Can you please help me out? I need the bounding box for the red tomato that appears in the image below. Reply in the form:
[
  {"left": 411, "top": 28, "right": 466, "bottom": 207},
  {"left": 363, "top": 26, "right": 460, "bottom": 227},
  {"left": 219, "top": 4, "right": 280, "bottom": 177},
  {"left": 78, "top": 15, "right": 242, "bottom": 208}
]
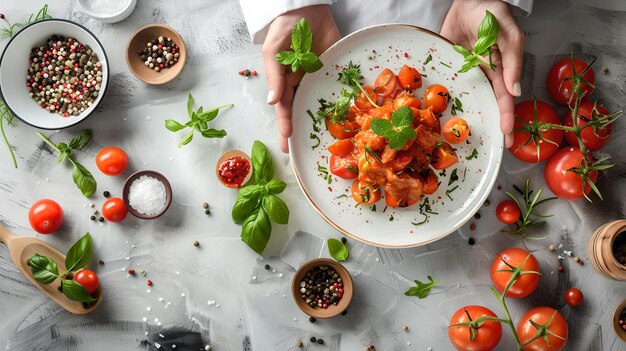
[
  {"left": 329, "top": 155, "right": 358, "bottom": 179},
  {"left": 423, "top": 84, "right": 449, "bottom": 114},
  {"left": 328, "top": 139, "right": 356, "bottom": 157},
  {"left": 448, "top": 305, "right": 502, "bottom": 351},
  {"left": 490, "top": 248, "right": 540, "bottom": 298},
  {"left": 443, "top": 117, "right": 470, "bottom": 144},
  {"left": 420, "top": 169, "right": 439, "bottom": 195},
  {"left": 397, "top": 64, "right": 423, "bottom": 90},
  {"left": 416, "top": 107, "right": 440, "bottom": 133},
  {"left": 496, "top": 200, "right": 521, "bottom": 225},
  {"left": 326, "top": 117, "right": 359, "bottom": 140},
  {"left": 547, "top": 58, "right": 595, "bottom": 106},
  {"left": 355, "top": 85, "right": 377, "bottom": 110},
  {"left": 516, "top": 307, "right": 568, "bottom": 351},
  {"left": 394, "top": 95, "right": 422, "bottom": 110},
  {"left": 373, "top": 68, "right": 398, "bottom": 97},
  {"left": 544, "top": 147, "right": 597, "bottom": 200},
  {"left": 431, "top": 142, "right": 458, "bottom": 170},
  {"left": 96, "top": 147, "right": 128, "bottom": 176},
  {"left": 102, "top": 197, "right": 128, "bottom": 222},
  {"left": 563, "top": 101, "right": 612, "bottom": 151},
  {"left": 28, "top": 199, "right": 63, "bottom": 234},
  {"left": 351, "top": 180, "right": 381, "bottom": 206},
  {"left": 509, "top": 100, "right": 563, "bottom": 163},
  {"left": 564, "top": 288, "right": 583, "bottom": 307},
  {"left": 74, "top": 269, "right": 100, "bottom": 294}
]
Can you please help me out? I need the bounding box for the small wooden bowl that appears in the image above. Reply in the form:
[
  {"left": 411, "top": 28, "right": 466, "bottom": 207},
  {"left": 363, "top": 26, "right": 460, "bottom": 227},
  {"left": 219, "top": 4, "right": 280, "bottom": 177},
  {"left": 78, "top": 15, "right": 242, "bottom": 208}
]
[
  {"left": 612, "top": 299, "right": 626, "bottom": 342},
  {"left": 588, "top": 220, "right": 626, "bottom": 281},
  {"left": 216, "top": 150, "right": 253, "bottom": 189},
  {"left": 126, "top": 24, "right": 186, "bottom": 85},
  {"left": 291, "top": 258, "right": 353, "bottom": 319},
  {"left": 122, "top": 170, "right": 172, "bottom": 219}
]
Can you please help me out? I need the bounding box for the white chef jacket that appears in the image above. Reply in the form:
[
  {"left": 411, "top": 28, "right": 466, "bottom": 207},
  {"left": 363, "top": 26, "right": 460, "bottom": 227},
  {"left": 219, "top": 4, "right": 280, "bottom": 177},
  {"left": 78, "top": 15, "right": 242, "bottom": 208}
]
[{"left": 239, "top": 0, "right": 533, "bottom": 44}]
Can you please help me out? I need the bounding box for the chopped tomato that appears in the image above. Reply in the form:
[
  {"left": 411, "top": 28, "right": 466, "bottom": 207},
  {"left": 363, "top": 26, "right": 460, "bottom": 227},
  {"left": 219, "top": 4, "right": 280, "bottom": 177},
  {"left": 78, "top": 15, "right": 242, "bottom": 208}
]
[
  {"left": 326, "top": 117, "right": 359, "bottom": 139},
  {"left": 328, "top": 139, "right": 356, "bottom": 157},
  {"left": 423, "top": 84, "right": 449, "bottom": 114},
  {"left": 414, "top": 125, "right": 440, "bottom": 153},
  {"left": 382, "top": 97, "right": 394, "bottom": 106},
  {"left": 397, "top": 64, "right": 423, "bottom": 90},
  {"left": 386, "top": 150, "right": 413, "bottom": 172},
  {"left": 443, "top": 117, "right": 470, "bottom": 144},
  {"left": 394, "top": 95, "right": 422, "bottom": 110},
  {"left": 330, "top": 155, "right": 358, "bottom": 179},
  {"left": 384, "top": 174, "right": 422, "bottom": 208},
  {"left": 355, "top": 85, "right": 377, "bottom": 110},
  {"left": 351, "top": 180, "right": 381, "bottom": 206},
  {"left": 432, "top": 142, "right": 458, "bottom": 170},
  {"left": 416, "top": 107, "right": 440, "bottom": 132},
  {"left": 373, "top": 69, "right": 398, "bottom": 97},
  {"left": 420, "top": 169, "right": 439, "bottom": 194}
]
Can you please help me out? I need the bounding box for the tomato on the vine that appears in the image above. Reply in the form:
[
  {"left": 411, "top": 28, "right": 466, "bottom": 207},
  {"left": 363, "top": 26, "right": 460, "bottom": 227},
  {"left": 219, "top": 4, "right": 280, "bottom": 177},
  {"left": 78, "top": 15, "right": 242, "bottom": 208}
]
[
  {"left": 547, "top": 58, "right": 595, "bottom": 106},
  {"left": 74, "top": 269, "right": 100, "bottom": 294},
  {"left": 564, "top": 288, "right": 583, "bottom": 307},
  {"left": 509, "top": 100, "right": 562, "bottom": 163},
  {"left": 516, "top": 307, "right": 568, "bottom": 351},
  {"left": 544, "top": 147, "right": 597, "bottom": 200},
  {"left": 28, "top": 199, "right": 63, "bottom": 234},
  {"left": 443, "top": 117, "right": 470, "bottom": 144},
  {"left": 448, "top": 305, "right": 502, "bottom": 351},
  {"left": 563, "top": 101, "right": 613, "bottom": 151},
  {"left": 102, "top": 197, "right": 128, "bottom": 222},
  {"left": 423, "top": 84, "right": 449, "bottom": 114},
  {"left": 490, "top": 248, "right": 540, "bottom": 298},
  {"left": 496, "top": 200, "right": 521, "bottom": 225},
  {"left": 96, "top": 147, "right": 128, "bottom": 176}
]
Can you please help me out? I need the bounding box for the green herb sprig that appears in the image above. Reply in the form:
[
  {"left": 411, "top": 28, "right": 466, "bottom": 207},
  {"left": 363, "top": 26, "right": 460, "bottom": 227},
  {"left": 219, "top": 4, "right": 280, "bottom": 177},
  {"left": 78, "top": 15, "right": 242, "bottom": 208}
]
[
  {"left": 27, "top": 233, "right": 97, "bottom": 303},
  {"left": 404, "top": 275, "right": 440, "bottom": 299},
  {"left": 0, "top": 99, "right": 17, "bottom": 168},
  {"left": 232, "top": 141, "right": 289, "bottom": 255},
  {"left": 0, "top": 4, "right": 51, "bottom": 40},
  {"left": 37, "top": 130, "right": 97, "bottom": 197},
  {"left": 327, "top": 238, "right": 349, "bottom": 261},
  {"left": 165, "top": 94, "right": 233, "bottom": 148},
  {"left": 453, "top": 11, "right": 499, "bottom": 73},
  {"left": 370, "top": 106, "right": 416, "bottom": 150},
  {"left": 338, "top": 62, "right": 379, "bottom": 108},
  {"left": 501, "top": 178, "right": 556, "bottom": 240},
  {"left": 275, "top": 18, "right": 323, "bottom": 73}
]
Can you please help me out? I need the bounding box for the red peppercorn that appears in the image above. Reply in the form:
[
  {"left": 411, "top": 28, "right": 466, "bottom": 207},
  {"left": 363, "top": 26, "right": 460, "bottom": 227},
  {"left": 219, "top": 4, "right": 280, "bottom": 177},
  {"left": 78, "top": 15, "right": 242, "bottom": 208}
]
[
  {"left": 558, "top": 265, "right": 564, "bottom": 272},
  {"left": 469, "top": 224, "right": 476, "bottom": 231},
  {"left": 238, "top": 70, "right": 244, "bottom": 75},
  {"left": 147, "top": 279, "right": 153, "bottom": 286},
  {"left": 404, "top": 52, "right": 409, "bottom": 58},
  {"left": 251, "top": 70, "right": 257, "bottom": 76},
  {"left": 128, "top": 268, "right": 135, "bottom": 275},
  {"left": 618, "top": 319, "right": 624, "bottom": 325}
]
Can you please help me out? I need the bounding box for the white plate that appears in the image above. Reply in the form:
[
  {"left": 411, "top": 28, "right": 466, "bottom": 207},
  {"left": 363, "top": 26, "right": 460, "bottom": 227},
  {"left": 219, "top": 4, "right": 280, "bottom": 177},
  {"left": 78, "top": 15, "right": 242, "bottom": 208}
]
[
  {"left": 0, "top": 19, "right": 109, "bottom": 130},
  {"left": 290, "top": 24, "right": 503, "bottom": 248}
]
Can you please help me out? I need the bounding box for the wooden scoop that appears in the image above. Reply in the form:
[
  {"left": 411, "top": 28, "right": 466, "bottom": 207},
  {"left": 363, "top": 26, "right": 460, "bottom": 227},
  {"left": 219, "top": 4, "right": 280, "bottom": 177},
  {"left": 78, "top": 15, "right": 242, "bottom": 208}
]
[{"left": 0, "top": 224, "right": 102, "bottom": 314}]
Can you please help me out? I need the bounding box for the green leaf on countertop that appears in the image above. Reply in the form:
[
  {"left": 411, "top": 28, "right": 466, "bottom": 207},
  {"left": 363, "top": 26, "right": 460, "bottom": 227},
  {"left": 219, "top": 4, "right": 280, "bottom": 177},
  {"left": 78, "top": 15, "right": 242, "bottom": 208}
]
[
  {"left": 251, "top": 140, "right": 274, "bottom": 184},
  {"left": 71, "top": 161, "right": 97, "bottom": 197},
  {"left": 61, "top": 278, "right": 96, "bottom": 303},
  {"left": 327, "top": 238, "right": 349, "bottom": 261},
  {"left": 68, "top": 130, "right": 92, "bottom": 150},
  {"left": 404, "top": 275, "right": 440, "bottom": 299},
  {"left": 241, "top": 207, "right": 272, "bottom": 255},
  {"left": 65, "top": 233, "right": 92, "bottom": 273},
  {"left": 262, "top": 194, "right": 289, "bottom": 224},
  {"left": 265, "top": 179, "right": 287, "bottom": 194},
  {"left": 27, "top": 253, "right": 59, "bottom": 284}
]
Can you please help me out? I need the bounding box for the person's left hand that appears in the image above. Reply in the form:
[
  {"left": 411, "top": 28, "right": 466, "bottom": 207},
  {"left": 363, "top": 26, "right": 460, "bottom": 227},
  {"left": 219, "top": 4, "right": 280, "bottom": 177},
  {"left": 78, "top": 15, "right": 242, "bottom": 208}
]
[{"left": 440, "top": 0, "right": 525, "bottom": 148}]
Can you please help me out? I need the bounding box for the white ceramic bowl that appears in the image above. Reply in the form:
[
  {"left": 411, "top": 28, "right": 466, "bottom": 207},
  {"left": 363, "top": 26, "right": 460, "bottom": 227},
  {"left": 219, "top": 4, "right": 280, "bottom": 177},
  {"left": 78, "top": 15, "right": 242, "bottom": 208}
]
[
  {"left": 76, "top": 0, "right": 137, "bottom": 24},
  {"left": 0, "top": 19, "right": 109, "bottom": 130}
]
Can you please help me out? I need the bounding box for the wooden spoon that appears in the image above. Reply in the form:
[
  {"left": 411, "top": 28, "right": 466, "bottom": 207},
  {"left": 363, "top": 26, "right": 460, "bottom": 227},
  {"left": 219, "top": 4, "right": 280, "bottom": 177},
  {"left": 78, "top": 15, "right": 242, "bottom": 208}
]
[{"left": 0, "top": 224, "right": 102, "bottom": 314}]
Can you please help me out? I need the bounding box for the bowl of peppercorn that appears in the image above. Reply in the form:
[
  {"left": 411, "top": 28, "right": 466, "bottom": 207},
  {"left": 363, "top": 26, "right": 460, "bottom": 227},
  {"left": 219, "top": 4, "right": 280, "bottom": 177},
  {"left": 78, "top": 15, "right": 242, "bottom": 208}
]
[
  {"left": 0, "top": 19, "right": 109, "bottom": 130},
  {"left": 613, "top": 299, "right": 626, "bottom": 341},
  {"left": 126, "top": 24, "right": 186, "bottom": 85},
  {"left": 292, "top": 258, "right": 353, "bottom": 319}
]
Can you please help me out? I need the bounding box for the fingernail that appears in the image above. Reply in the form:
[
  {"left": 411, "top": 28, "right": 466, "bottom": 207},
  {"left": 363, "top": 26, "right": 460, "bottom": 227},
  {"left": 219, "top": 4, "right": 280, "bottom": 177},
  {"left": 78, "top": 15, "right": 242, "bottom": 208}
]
[
  {"left": 513, "top": 82, "right": 521, "bottom": 97},
  {"left": 266, "top": 90, "right": 275, "bottom": 104}
]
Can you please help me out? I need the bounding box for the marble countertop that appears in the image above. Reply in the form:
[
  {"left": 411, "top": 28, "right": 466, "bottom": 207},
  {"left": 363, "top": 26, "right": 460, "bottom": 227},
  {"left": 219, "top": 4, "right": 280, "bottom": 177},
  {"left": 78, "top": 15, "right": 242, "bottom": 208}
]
[{"left": 0, "top": 1, "right": 625, "bottom": 350}]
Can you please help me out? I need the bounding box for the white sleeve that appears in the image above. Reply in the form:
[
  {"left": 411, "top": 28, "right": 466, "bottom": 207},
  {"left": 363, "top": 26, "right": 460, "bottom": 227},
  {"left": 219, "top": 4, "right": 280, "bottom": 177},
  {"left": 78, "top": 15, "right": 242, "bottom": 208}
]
[
  {"left": 239, "top": 0, "right": 334, "bottom": 44},
  {"left": 502, "top": 0, "right": 533, "bottom": 16}
]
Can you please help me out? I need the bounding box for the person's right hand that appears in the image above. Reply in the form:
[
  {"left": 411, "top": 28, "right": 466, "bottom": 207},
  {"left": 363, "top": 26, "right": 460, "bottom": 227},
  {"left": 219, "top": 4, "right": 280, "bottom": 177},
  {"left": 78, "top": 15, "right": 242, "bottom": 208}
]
[{"left": 262, "top": 5, "right": 340, "bottom": 153}]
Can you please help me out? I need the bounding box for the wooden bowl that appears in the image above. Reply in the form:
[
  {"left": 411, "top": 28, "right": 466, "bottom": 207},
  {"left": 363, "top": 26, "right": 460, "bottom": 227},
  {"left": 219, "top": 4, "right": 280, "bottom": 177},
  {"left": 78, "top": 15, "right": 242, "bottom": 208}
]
[
  {"left": 122, "top": 170, "right": 172, "bottom": 219},
  {"left": 126, "top": 24, "right": 186, "bottom": 85},
  {"left": 588, "top": 220, "right": 626, "bottom": 281},
  {"left": 612, "top": 299, "right": 626, "bottom": 342},
  {"left": 216, "top": 150, "right": 253, "bottom": 189},
  {"left": 291, "top": 258, "right": 353, "bottom": 319}
]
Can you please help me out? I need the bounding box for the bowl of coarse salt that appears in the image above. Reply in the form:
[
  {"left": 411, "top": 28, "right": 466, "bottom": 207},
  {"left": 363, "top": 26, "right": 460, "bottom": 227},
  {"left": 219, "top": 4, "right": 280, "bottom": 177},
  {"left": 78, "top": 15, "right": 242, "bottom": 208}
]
[{"left": 122, "top": 170, "right": 172, "bottom": 219}]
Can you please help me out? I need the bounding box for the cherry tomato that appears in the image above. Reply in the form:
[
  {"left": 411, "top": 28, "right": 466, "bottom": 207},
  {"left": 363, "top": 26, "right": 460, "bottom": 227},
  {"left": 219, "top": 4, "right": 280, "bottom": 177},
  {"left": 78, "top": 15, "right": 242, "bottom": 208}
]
[
  {"left": 448, "top": 305, "right": 502, "bottom": 351},
  {"left": 516, "top": 307, "right": 568, "bottom": 351},
  {"left": 420, "top": 169, "right": 439, "bottom": 195},
  {"left": 563, "top": 101, "right": 612, "bottom": 151},
  {"left": 431, "top": 142, "right": 458, "bottom": 170},
  {"left": 351, "top": 180, "right": 381, "bottom": 206},
  {"left": 96, "top": 147, "right": 128, "bottom": 176},
  {"left": 326, "top": 117, "right": 359, "bottom": 140},
  {"left": 544, "top": 147, "right": 597, "bottom": 200},
  {"left": 564, "top": 288, "right": 583, "bottom": 307},
  {"left": 547, "top": 58, "right": 595, "bottom": 106},
  {"left": 28, "top": 199, "right": 63, "bottom": 234},
  {"left": 373, "top": 68, "right": 398, "bottom": 97},
  {"left": 443, "top": 117, "right": 470, "bottom": 144},
  {"left": 328, "top": 139, "right": 356, "bottom": 158},
  {"left": 490, "top": 248, "right": 540, "bottom": 298},
  {"left": 102, "top": 197, "right": 128, "bottom": 222},
  {"left": 509, "top": 100, "right": 563, "bottom": 163},
  {"left": 423, "top": 84, "right": 449, "bottom": 114},
  {"left": 397, "top": 64, "right": 423, "bottom": 90},
  {"left": 355, "top": 85, "right": 378, "bottom": 110},
  {"left": 329, "top": 155, "right": 358, "bottom": 179},
  {"left": 496, "top": 200, "right": 521, "bottom": 225},
  {"left": 73, "top": 269, "right": 100, "bottom": 294}
]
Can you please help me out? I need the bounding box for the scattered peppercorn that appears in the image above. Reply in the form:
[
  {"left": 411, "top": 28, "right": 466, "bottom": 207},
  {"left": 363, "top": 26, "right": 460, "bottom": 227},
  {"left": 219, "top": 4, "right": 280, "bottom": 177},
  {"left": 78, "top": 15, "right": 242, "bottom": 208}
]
[
  {"left": 317, "top": 339, "right": 324, "bottom": 345},
  {"left": 90, "top": 215, "right": 96, "bottom": 221},
  {"left": 310, "top": 337, "right": 317, "bottom": 343},
  {"left": 299, "top": 265, "right": 344, "bottom": 309},
  {"left": 602, "top": 66, "right": 609, "bottom": 73},
  {"left": 309, "top": 316, "right": 316, "bottom": 323},
  {"left": 497, "top": 185, "right": 502, "bottom": 190},
  {"left": 403, "top": 325, "right": 409, "bottom": 331},
  {"left": 578, "top": 259, "right": 584, "bottom": 265},
  {"left": 139, "top": 36, "right": 180, "bottom": 73},
  {"left": 264, "top": 264, "right": 271, "bottom": 270},
  {"left": 128, "top": 268, "right": 135, "bottom": 275},
  {"left": 147, "top": 279, "right": 153, "bottom": 286},
  {"left": 205, "top": 209, "right": 211, "bottom": 215},
  {"left": 574, "top": 256, "right": 580, "bottom": 262},
  {"left": 296, "top": 340, "right": 303, "bottom": 348},
  {"left": 0, "top": 14, "right": 4, "bottom": 20},
  {"left": 549, "top": 244, "right": 556, "bottom": 252},
  {"left": 98, "top": 259, "right": 105, "bottom": 265},
  {"left": 98, "top": 216, "right": 104, "bottom": 222},
  {"left": 368, "top": 345, "right": 376, "bottom": 350},
  {"left": 202, "top": 202, "right": 209, "bottom": 209},
  {"left": 140, "top": 269, "right": 146, "bottom": 276},
  {"left": 483, "top": 199, "right": 490, "bottom": 207},
  {"left": 341, "top": 309, "right": 348, "bottom": 315},
  {"left": 468, "top": 237, "right": 475, "bottom": 246},
  {"left": 340, "top": 237, "right": 347, "bottom": 244},
  {"left": 251, "top": 70, "right": 257, "bottom": 76},
  {"left": 474, "top": 212, "right": 481, "bottom": 220},
  {"left": 193, "top": 240, "right": 200, "bottom": 247},
  {"left": 558, "top": 265, "right": 564, "bottom": 272},
  {"left": 469, "top": 224, "right": 476, "bottom": 231},
  {"left": 404, "top": 52, "right": 409, "bottom": 58},
  {"left": 103, "top": 191, "right": 110, "bottom": 198},
  {"left": 89, "top": 202, "right": 95, "bottom": 208}
]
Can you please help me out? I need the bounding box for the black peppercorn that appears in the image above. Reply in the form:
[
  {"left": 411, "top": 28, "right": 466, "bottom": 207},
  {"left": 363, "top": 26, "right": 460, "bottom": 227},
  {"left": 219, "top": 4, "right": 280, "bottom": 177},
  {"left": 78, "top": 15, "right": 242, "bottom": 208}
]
[
  {"left": 474, "top": 212, "right": 481, "bottom": 220},
  {"left": 264, "top": 264, "right": 271, "bottom": 270},
  {"left": 468, "top": 237, "right": 475, "bottom": 246},
  {"left": 90, "top": 215, "right": 96, "bottom": 221},
  {"left": 340, "top": 237, "right": 347, "bottom": 244},
  {"left": 205, "top": 209, "right": 211, "bottom": 215},
  {"left": 309, "top": 317, "right": 316, "bottom": 323},
  {"left": 310, "top": 337, "right": 317, "bottom": 343},
  {"left": 317, "top": 339, "right": 324, "bottom": 345},
  {"left": 103, "top": 191, "right": 110, "bottom": 198},
  {"left": 98, "top": 217, "right": 104, "bottom": 222},
  {"left": 98, "top": 259, "right": 105, "bottom": 265},
  {"left": 341, "top": 309, "right": 348, "bottom": 315}
]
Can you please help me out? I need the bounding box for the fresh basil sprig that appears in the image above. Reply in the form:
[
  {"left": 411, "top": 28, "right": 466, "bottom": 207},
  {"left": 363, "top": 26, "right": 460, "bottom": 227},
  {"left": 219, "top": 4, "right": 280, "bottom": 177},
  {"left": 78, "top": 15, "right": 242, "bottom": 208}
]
[
  {"left": 452, "top": 10, "right": 499, "bottom": 73},
  {"left": 370, "top": 106, "right": 417, "bottom": 150},
  {"left": 165, "top": 94, "right": 233, "bottom": 148},
  {"left": 404, "top": 275, "right": 440, "bottom": 299},
  {"left": 327, "top": 238, "right": 349, "bottom": 262},
  {"left": 275, "top": 18, "right": 323, "bottom": 73},
  {"left": 27, "top": 233, "right": 96, "bottom": 303},
  {"left": 232, "top": 141, "right": 290, "bottom": 255},
  {"left": 37, "top": 130, "right": 97, "bottom": 197}
]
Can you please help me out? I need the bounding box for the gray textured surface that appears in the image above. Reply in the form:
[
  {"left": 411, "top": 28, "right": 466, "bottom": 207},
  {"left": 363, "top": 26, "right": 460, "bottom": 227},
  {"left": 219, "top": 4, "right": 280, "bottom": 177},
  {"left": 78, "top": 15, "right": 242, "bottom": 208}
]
[{"left": 0, "top": 0, "right": 625, "bottom": 350}]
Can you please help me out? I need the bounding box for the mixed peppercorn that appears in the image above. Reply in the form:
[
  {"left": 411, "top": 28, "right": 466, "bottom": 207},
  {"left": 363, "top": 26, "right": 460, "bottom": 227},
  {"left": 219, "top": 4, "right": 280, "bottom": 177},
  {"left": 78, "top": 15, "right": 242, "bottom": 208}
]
[
  {"left": 299, "top": 265, "right": 344, "bottom": 309},
  {"left": 138, "top": 36, "right": 180, "bottom": 72}
]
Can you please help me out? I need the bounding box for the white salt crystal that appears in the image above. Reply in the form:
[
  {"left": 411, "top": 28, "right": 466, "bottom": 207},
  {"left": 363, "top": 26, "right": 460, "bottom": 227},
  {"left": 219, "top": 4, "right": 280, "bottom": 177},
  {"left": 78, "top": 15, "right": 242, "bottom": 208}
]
[{"left": 128, "top": 175, "right": 167, "bottom": 215}]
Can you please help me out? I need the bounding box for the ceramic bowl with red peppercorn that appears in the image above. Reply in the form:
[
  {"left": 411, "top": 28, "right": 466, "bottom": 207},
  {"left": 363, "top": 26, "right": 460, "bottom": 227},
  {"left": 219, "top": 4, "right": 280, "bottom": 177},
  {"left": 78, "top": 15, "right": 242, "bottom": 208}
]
[{"left": 216, "top": 150, "right": 253, "bottom": 189}]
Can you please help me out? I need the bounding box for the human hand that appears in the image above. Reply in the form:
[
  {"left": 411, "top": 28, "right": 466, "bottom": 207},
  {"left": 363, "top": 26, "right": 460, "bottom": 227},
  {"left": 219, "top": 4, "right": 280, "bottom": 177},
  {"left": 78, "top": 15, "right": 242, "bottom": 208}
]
[
  {"left": 440, "top": 0, "right": 525, "bottom": 148},
  {"left": 262, "top": 5, "right": 341, "bottom": 152}
]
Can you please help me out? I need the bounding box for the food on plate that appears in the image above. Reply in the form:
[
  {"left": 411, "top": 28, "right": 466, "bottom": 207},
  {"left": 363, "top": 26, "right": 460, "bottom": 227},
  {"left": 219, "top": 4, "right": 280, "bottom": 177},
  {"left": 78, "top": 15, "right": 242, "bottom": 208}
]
[
  {"left": 544, "top": 147, "right": 597, "bottom": 200},
  {"left": 138, "top": 36, "right": 181, "bottom": 72},
  {"left": 547, "top": 57, "right": 595, "bottom": 106},
  {"left": 516, "top": 307, "right": 568, "bottom": 351},
  {"left": 496, "top": 200, "right": 521, "bottom": 225},
  {"left": 423, "top": 84, "right": 449, "bottom": 114},
  {"left": 298, "top": 264, "right": 344, "bottom": 309},
  {"left": 101, "top": 197, "right": 128, "bottom": 222},
  {"left": 443, "top": 117, "right": 470, "bottom": 144},
  {"left": 73, "top": 268, "right": 100, "bottom": 294},
  {"left": 509, "top": 100, "right": 562, "bottom": 163},
  {"left": 448, "top": 305, "right": 502, "bottom": 351},
  {"left": 96, "top": 146, "right": 128, "bottom": 176},
  {"left": 218, "top": 155, "right": 252, "bottom": 188},
  {"left": 27, "top": 35, "right": 103, "bottom": 116},
  {"left": 127, "top": 175, "right": 167, "bottom": 215},
  {"left": 490, "top": 248, "right": 540, "bottom": 298},
  {"left": 563, "top": 101, "right": 613, "bottom": 151},
  {"left": 564, "top": 287, "right": 583, "bottom": 307},
  {"left": 28, "top": 199, "right": 63, "bottom": 234}
]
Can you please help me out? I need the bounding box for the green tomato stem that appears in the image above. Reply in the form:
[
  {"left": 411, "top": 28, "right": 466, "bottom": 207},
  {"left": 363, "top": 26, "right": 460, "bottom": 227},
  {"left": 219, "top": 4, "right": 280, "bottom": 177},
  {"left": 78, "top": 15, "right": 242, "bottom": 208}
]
[{"left": 494, "top": 290, "right": 523, "bottom": 350}]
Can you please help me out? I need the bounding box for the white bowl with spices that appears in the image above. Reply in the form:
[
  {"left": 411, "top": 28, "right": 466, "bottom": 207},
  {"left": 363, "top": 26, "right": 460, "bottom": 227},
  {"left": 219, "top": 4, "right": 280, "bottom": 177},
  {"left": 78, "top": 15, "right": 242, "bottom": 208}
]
[
  {"left": 76, "top": 0, "right": 137, "bottom": 24},
  {"left": 122, "top": 170, "right": 172, "bottom": 219}
]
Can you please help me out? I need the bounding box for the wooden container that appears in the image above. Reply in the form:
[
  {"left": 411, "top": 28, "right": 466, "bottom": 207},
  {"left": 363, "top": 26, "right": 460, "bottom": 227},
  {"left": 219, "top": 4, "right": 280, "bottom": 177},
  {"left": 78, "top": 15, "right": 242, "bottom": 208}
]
[
  {"left": 612, "top": 299, "right": 626, "bottom": 342},
  {"left": 588, "top": 220, "right": 626, "bottom": 281}
]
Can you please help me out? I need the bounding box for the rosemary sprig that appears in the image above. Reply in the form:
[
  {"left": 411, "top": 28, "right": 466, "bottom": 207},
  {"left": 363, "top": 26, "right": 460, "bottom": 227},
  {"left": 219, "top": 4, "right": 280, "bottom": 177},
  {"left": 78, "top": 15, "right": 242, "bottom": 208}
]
[{"left": 501, "top": 178, "right": 556, "bottom": 239}]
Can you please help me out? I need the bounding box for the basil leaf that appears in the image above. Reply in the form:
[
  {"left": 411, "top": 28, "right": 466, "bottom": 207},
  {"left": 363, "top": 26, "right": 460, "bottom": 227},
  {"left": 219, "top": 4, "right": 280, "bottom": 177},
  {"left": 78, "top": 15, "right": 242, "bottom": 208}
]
[
  {"left": 241, "top": 207, "right": 272, "bottom": 255},
  {"left": 72, "top": 161, "right": 97, "bottom": 197},
  {"left": 266, "top": 179, "right": 287, "bottom": 194},
  {"left": 199, "top": 128, "right": 227, "bottom": 138},
  {"left": 57, "top": 143, "right": 69, "bottom": 154},
  {"left": 275, "top": 51, "right": 297, "bottom": 65},
  {"left": 404, "top": 275, "right": 440, "bottom": 299},
  {"left": 262, "top": 194, "right": 289, "bottom": 224},
  {"left": 292, "top": 18, "right": 312, "bottom": 53},
  {"left": 198, "top": 109, "right": 219, "bottom": 122},
  {"left": 27, "top": 253, "right": 59, "bottom": 284},
  {"left": 477, "top": 10, "right": 498, "bottom": 42},
  {"left": 452, "top": 45, "right": 471, "bottom": 56},
  {"left": 57, "top": 151, "right": 68, "bottom": 164},
  {"left": 370, "top": 118, "right": 394, "bottom": 138},
  {"left": 392, "top": 106, "right": 413, "bottom": 128},
  {"left": 459, "top": 58, "right": 481, "bottom": 73},
  {"left": 62, "top": 279, "right": 96, "bottom": 303},
  {"left": 388, "top": 127, "right": 416, "bottom": 150},
  {"left": 68, "top": 129, "right": 92, "bottom": 150},
  {"left": 65, "top": 233, "right": 92, "bottom": 273},
  {"left": 327, "top": 238, "right": 349, "bottom": 261},
  {"left": 165, "top": 119, "right": 186, "bottom": 132},
  {"left": 232, "top": 185, "right": 263, "bottom": 223},
  {"left": 178, "top": 130, "right": 194, "bottom": 148},
  {"left": 251, "top": 140, "right": 274, "bottom": 183},
  {"left": 299, "top": 52, "right": 323, "bottom": 73},
  {"left": 186, "top": 93, "right": 194, "bottom": 118},
  {"left": 473, "top": 35, "right": 498, "bottom": 56}
]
